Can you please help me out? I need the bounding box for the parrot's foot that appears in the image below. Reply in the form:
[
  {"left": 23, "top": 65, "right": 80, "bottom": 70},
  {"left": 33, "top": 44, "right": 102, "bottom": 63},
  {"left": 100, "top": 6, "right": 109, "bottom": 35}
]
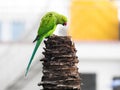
[
  {"left": 45, "top": 34, "right": 56, "bottom": 39},
  {"left": 45, "top": 36, "right": 50, "bottom": 39},
  {"left": 52, "top": 34, "right": 56, "bottom": 37}
]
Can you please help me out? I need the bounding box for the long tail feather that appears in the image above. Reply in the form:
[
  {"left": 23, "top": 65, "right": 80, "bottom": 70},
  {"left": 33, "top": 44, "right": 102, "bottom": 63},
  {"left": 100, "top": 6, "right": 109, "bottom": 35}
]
[{"left": 25, "top": 37, "right": 43, "bottom": 76}]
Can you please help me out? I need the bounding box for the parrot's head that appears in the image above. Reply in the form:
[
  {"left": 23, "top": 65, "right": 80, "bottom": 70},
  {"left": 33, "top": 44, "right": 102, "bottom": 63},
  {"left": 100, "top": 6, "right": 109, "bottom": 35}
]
[{"left": 58, "top": 15, "right": 67, "bottom": 26}]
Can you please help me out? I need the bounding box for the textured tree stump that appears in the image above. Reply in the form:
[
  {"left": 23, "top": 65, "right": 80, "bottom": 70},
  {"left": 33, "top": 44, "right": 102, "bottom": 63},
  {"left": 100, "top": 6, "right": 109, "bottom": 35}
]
[{"left": 38, "top": 35, "right": 81, "bottom": 90}]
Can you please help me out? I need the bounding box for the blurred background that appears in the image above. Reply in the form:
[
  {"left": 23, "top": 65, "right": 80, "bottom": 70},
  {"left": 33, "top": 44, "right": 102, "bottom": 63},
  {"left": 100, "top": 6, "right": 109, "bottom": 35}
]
[{"left": 0, "top": 0, "right": 120, "bottom": 90}]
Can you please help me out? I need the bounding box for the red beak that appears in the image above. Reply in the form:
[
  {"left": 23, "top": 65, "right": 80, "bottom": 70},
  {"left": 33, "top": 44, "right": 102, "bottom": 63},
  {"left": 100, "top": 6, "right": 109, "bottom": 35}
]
[{"left": 63, "top": 22, "right": 67, "bottom": 26}]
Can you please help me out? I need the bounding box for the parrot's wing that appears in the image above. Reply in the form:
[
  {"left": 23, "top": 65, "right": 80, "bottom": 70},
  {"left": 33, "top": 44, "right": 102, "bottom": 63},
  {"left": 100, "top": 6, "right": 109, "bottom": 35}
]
[
  {"left": 25, "top": 13, "right": 57, "bottom": 76},
  {"left": 38, "top": 12, "right": 57, "bottom": 36}
]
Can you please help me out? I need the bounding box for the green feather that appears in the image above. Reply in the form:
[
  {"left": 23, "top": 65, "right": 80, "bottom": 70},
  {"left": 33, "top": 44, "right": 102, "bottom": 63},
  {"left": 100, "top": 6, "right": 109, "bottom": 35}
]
[
  {"left": 25, "top": 37, "right": 43, "bottom": 76},
  {"left": 25, "top": 12, "right": 67, "bottom": 76}
]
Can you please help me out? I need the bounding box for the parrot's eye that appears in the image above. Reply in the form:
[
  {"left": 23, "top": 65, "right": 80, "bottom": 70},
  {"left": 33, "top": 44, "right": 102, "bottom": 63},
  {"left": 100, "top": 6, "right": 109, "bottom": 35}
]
[{"left": 63, "top": 22, "right": 67, "bottom": 26}]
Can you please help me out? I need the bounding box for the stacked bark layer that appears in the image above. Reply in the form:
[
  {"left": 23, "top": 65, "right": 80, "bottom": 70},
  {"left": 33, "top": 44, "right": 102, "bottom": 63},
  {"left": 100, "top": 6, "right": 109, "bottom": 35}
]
[{"left": 38, "top": 35, "right": 81, "bottom": 90}]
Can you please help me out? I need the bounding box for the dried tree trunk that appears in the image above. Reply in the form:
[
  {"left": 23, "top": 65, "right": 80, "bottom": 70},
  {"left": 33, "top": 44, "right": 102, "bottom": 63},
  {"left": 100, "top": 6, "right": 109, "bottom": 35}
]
[{"left": 38, "top": 35, "right": 81, "bottom": 90}]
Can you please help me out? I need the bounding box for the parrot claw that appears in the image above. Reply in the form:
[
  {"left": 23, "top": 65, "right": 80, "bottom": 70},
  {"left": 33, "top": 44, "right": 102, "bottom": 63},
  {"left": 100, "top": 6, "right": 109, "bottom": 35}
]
[
  {"left": 45, "top": 34, "right": 56, "bottom": 39},
  {"left": 45, "top": 36, "right": 50, "bottom": 39},
  {"left": 52, "top": 34, "right": 56, "bottom": 36}
]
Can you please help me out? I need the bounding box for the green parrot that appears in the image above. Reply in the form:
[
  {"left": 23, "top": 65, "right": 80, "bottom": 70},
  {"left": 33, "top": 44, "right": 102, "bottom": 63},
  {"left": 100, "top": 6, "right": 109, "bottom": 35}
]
[{"left": 25, "top": 12, "right": 67, "bottom": 76}]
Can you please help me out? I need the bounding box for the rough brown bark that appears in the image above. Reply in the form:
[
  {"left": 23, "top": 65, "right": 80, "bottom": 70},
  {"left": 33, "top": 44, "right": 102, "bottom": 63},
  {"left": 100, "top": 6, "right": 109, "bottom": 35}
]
[{"left": 38, "top": 35, "right": 81, "bottom": 90}]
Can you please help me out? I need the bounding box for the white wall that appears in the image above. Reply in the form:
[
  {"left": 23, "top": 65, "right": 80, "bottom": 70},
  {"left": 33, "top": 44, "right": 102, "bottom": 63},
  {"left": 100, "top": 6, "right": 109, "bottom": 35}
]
[
  {"left": 76, "top": 42, "right": 120, "bottom": 90},
  {"left": 76, "top": 42, "right": 120, "bottom": 59},
  {"left": 0, "top": 43, "right": 44, "bottom": 90}
]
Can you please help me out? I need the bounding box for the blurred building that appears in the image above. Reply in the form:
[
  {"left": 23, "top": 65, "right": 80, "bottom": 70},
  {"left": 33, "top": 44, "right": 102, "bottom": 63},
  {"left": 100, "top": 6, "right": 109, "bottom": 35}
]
[{"left": 0, "top": 0, "right": 120, "bottom": 90}]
